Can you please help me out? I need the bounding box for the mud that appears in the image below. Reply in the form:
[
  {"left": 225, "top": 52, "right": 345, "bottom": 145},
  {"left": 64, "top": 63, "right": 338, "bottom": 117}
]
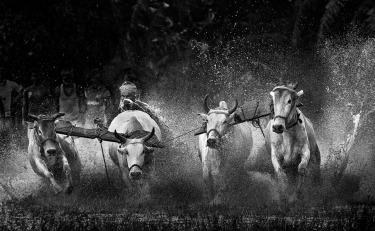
[{"left": 1, "top": 34, "right": 375, "bottom": 212}]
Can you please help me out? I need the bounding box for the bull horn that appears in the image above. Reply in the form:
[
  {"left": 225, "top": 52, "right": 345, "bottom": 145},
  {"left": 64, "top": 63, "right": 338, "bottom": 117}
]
[
  {"left": 114, "top": 130, "right": 127, "bottom": 143},
  {"left": 27, "top": 114, "right": 39, "bottom": 121},
  {"left": 228, "top": 99, "right": 238, "bottom": 114},
  {"left": 142, "top": 128, "right": 155, "bottom": 143},
  {"left": 203, "top": 94, "right": 210, "bottom": 113},
  {"left": 52, "top": 112, "right": 65, "bottom": 121}
]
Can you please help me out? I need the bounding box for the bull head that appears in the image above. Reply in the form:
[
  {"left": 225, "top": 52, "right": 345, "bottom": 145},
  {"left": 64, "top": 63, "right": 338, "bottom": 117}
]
[
  {"left": 270, "top": 83, "right": 303, "bottom": 133},
  {"left": 29, "top": 113, "right": 65, "bottom": 164},
  {"left": 200, "top": 95, "right": 238, "bottom": 148},
  {"left": 114, "top": 128, "right": 156, "bottom": 180}
]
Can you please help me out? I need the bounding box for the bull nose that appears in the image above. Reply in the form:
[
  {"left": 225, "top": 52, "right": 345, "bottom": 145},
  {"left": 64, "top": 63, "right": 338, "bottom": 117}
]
[
  {"left": 130, "top": 171, "right": 142, "bottom": 180},
  {"left": 207, "top": 138, "right": 217, "bottom": 147},
  {"left": 272, "top": 124, "right": 284, "bottom": 134},
  {"left": 46, "top": 149, "right": 56, "bottom": 155}
]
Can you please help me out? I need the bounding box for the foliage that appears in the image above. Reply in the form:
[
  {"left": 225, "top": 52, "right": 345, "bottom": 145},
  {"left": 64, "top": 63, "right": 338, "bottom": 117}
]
[{"left": 292, "top": 0, "right": 375, "bottom": 48}]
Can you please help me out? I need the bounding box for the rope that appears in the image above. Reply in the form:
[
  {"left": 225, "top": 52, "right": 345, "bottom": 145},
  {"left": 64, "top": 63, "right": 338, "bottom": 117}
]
[
  {"left": 99, "top": 139, "right": 110, "bottom": 181},
  {"left": 96, "top": 124, "right": 110, "bottom": 181},
  {"left": 163, "top": 127, "right": 201, "bottom": 143}
]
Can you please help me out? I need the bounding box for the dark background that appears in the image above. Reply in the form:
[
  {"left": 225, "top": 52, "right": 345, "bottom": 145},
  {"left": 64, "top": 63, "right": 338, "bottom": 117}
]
[
  {"left": 1, "top": 1, "right": 375, "bottom": 229},
  {"left": 2, "top": 0, "right": 374, "bottom": 92}
]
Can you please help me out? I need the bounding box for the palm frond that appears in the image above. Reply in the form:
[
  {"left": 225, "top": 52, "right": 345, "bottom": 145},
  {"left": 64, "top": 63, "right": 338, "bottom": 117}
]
[
  {"left": 351, "top": 0, "right": 373, "bottom": 25},
  {"left": 317, "top": 0, "right": 351, "bottom": 42},
  {"left": 291, "top": 0, "right": 325, "bottom": 47},
  {"left": 364, "top": 2, "right": 375, "bottom": 35}
]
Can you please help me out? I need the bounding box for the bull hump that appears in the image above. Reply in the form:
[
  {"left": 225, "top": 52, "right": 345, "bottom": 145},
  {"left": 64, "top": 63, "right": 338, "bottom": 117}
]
[{"left": 125, "top": 116, "right": 143, "bottom": 133}]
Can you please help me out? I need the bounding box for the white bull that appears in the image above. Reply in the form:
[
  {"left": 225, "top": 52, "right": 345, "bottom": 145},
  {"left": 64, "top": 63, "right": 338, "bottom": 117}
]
[
  {"left": 106, "top": 110, "right": 162, "bottom": 194},
  {"left": 198, "top": 95, "right": 253, "bottom": 205},
  {"left": 248, "top": 83, "right": 321, "bottom": 204},
  {"left": 27, "top": 113, "right": 81, "bottom": 194}
]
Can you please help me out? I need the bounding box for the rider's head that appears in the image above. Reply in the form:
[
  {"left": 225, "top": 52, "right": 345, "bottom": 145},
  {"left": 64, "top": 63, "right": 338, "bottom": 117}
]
[
  {"left": 88, "top": 68, "right": 101, "bottom": 88},
  {"left": 119, "top": 81, "right": 138, "bottom": 111},
  {"left": 61, "top": 68, "right": 74, "bottom": 85}
]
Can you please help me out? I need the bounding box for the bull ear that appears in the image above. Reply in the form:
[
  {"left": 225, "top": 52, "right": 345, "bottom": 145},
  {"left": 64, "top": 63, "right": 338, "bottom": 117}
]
[
  {"left": 296, "top": 90, "right": 304, "bottom": 97},
  {"left": 269, "top": 91, "right": 274, "bottom": 97},
  {"left": 114, "top": 130, "right": 127, "bottom": 143},
  {"left": 118, "top": 146, "right": 127, "bottom": 155},
  {"left": 292, "top": 82, "right": 298, "bottom": 90},
  {"left": 145, "top": 146, "right": 155, "bottom": 153},
  {"left": 146, "top": 142, "right": 165, "bottom": 148},
  {"left": 52, "top": 112, "right": 65, "bottom": 121},
  {"left": 198, "top": 113, "right": 208, "bottom": 120},
  {"left": 28, "top": 114, "right": 39, "bottom": 121}
]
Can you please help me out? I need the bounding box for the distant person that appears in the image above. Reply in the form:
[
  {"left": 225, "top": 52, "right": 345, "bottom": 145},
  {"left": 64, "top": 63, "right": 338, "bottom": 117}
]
[
  {"left": 84, "top": 68, "right": 111, "bottom": 128},
  {"left": 54, "top": 68, "right": 86, "bottom": 126},
  {"left": 0, "top": 67, "right": 24, "bottom": 132},
  {"left": 23, "top": 71, "right": 54, "bottom": 124}
]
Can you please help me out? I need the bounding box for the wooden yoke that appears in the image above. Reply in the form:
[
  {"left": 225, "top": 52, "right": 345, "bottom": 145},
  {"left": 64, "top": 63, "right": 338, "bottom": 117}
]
[{"left": 55, "top": 120, "right": 163, "bottom": 147}]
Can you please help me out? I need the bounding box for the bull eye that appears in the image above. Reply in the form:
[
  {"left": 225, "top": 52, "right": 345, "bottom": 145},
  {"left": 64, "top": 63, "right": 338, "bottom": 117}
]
[
  {"left": 287, "top": 99, "right": 292, "bottom": 104},
  {"left": 38, "top": 129, "right": 43, "bottom": 135}
]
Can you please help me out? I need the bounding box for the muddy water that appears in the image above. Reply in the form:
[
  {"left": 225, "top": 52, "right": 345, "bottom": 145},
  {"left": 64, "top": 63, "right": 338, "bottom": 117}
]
[{"left": 1, "top": 37, "right": 375, "bottom": 210}]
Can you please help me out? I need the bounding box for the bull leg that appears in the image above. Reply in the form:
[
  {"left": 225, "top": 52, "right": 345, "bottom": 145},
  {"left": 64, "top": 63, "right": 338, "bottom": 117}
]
[
  {"left": 271, "top": 148, "right": 287, "bottom": 196},
  {"left": 34, "top": 158, "right": 63, "bottom": 194},
  {"left": 63, "top": 164, "right": 73, "bottom": 195},
  {"left": 139, "top": 181, "right": 151, "bottom": 202},
  {"left": 211, "top": 174, "right": 226, "bottom": 205},
  {"left": 296, "top": 144, "right": 310, "bottom": 200},
  {"left": 203, "top": 167, "right": 215, "bottom": 203},
  {"left": 119, "top": 167, "right": 133, "bottom": 190}
]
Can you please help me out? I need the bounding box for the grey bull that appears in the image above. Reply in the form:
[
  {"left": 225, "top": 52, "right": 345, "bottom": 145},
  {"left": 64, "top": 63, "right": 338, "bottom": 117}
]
[
  {"left": 27, "top": 113, "right": 81, "bottom": 194},
  {"left": 106, "top": 110, "right": 163, "bottom": 194},
  {"left": 247, "top": 83, "right": 321, "bottom": 204},
  {"left": 198, "top": 95, "right": 253, "bottom": 205}
]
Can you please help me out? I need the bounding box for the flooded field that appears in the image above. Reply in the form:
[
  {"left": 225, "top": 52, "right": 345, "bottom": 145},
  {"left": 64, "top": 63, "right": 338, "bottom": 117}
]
[
  {"left": 1, "top": 200, "right": 374, "bottom": 230},
  {"left": 1, "top": 35, "right": 375, "bottom": 230}
]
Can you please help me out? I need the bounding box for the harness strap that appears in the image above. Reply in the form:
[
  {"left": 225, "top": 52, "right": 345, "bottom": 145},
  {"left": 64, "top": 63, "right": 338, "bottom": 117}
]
[
  {"left": 286, "top": 113, "right": 303, "bottom": 129},
  {"left": 208, "top": 110, "right": 229, "bottom": 115}
]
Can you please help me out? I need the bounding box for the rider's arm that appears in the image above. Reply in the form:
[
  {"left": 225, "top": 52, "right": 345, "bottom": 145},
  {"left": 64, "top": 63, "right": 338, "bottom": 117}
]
[{"left": 76, "top": 84, "right": 87, "bottom": 113}]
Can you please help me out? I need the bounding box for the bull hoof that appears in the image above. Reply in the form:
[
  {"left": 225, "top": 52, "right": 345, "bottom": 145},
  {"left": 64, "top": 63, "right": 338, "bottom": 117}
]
[
  {"left": 53, "top": 185, "right": 64, "bottom": 195},
  {"left": 210, "top": 195, "right": 224, "bottom": 206},
  {"left": 64, "top": 185, "right": 74, "bottom": 195},
  {"left": 297, "top": 190, "right": 304, "bottom": 200}
]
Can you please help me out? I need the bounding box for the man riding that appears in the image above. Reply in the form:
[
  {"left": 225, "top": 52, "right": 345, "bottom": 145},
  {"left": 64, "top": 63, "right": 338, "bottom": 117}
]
[{"left": 118, "top": 81, "right": 159, "bottom": 122}]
